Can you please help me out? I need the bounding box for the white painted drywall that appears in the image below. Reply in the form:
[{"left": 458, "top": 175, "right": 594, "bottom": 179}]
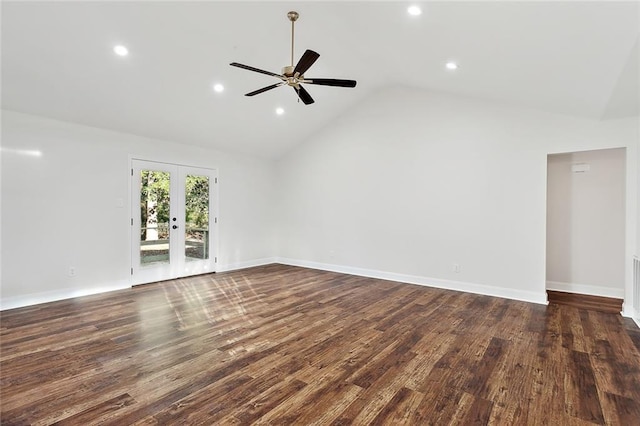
[
  {"left": 546, "top": 149, "right": 626, "bottom": 297},
  {"left": 636, "top": 114, "right": 640, "bottom": 323},
  {"left": 1, "top": 110, "right": 276, "bottom": 309},
  {"left": 2, "top": 89, "right": 638, "bottom": 312},
  {"left": 276, "top": 87, "right": 638, "bottom": 306}
]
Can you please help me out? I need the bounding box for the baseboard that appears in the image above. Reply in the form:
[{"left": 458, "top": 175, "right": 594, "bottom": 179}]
[
  {"left": 277, "top": 258, "right": 547, "bottom": 305},
  {"left": 1, "top": 258, "right": 278, "bottom": 311},
  {"left": 625, "top": 304, "right": 640, "bottom": 326},
  {"left": 548, "top": 290, "right": 623, "bottom": 314},
  {"left": 216, "top": 257, "right": 279, "bottom": 273},
  {"left": 546, "top": 280, "right": 624, "bottom": 299},
  {"left": 621, "top": 302, "right": 634, "bottom": 318},
  {"left": 0, "top": 281, "right": 131, "bottom": 311},
  {"left": 623, "top": 305, "right": 640, "bottom": 325}
]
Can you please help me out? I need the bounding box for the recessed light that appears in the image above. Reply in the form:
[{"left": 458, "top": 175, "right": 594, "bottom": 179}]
[
  {"left": 275, "top": 107, "right": 285, "bottom": 115},
  {"left": 213, "top": 83, "right": 224, "bottom": 93},
  {"left": 408, "top": 5, "right": 422, "bottom": 16},
  {"left": 446, "top": 62, "right": 458, "bottom": 70},
  {"left": 113, "top": 45, "right": 129, "bottom": 56}
]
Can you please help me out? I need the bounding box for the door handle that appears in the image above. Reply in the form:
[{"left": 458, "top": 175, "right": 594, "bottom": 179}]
[{"left": 172, "top": 225, "right": 178, "bottom": 229}]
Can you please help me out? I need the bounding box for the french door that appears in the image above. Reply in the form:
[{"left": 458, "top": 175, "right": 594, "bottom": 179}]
[{"left": 131, "top": 159, "right": 217, "bottom": 285}]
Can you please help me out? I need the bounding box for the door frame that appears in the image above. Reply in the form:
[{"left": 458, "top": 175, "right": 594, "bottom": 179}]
[
  {"left": 544, "top": 147, "right": 635, "bottom": 318},
  {"left": 129, "top": 157, "right": 219, "bottom": 286}
]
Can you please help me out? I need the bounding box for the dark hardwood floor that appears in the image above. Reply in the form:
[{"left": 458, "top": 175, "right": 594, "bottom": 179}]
[
  {"left": 1, "top": 264, "right": 639, "bottom": 425},
  {"left": 547, "top": 290, "right": 623, "bottom": 314}
]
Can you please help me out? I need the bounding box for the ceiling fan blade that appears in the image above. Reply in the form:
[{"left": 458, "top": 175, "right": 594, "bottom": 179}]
[
  {"left": 230, "top": 62, "right": 282, "bottom": 78},
  {"left": 304, "top": 78, "right": 357, "bottom": 88},
  {"left": 294, "top": 85, "right": 315, "bottom": 105},
  {"left": 293, "top": 50, "right": 320, "bottom": 76},
  {"left": 245, "top": 83, "right": 285, "bottom": 97}
]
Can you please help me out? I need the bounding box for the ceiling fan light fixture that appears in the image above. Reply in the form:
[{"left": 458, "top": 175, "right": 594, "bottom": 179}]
[
  {"left": 446, "top": 62, "right": 458, "bottom": 70},
  {"left": 213, "top": 83, "right": 225, "bottom": 93},
  {"left": 407, "top": 5, "right": 422, "bottom": 16},
  {"left": 229, "top": 11, "right": 357, "bottom": 106}
]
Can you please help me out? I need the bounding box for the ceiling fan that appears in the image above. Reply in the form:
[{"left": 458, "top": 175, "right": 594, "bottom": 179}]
[{"left": 230, "top": 11, "right": 357, "bottom": 105}]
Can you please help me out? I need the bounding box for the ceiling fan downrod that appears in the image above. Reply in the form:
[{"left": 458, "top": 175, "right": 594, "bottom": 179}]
[{"left": 284, "top": 11, "right": 299, "bottom": 76}]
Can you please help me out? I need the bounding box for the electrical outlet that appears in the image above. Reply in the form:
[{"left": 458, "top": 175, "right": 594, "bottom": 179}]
[
  {"left": 452, "top": 263, "right": 460, "bottom": 273},
  {"left": 69, "top": 267, "right": 77, "bottom": 277}
]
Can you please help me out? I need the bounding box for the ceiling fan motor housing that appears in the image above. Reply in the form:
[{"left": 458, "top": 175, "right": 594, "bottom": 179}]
[{"left": 282, "top": 65, "right": 295, "bottom": 77}]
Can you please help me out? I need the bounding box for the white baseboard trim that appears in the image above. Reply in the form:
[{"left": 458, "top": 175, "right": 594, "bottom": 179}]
[
  {"left": 0, "top": 281, "right": 131, "bottom": 311},
  {"left": 216, "top": 257, "right": 278, "bottom": 273},
  {"left": 624, "top": 303, "right": 640, "bottom": 326},
  {"left": 546, "top": 281, "right": 625, "bottom": 299},
  {"left": 3, "top": 258, "right": 562, "bottom": 310},
  {"left": 277, "top": 257, "right": 547, "bottom": 305},
  {"left": 1, "top": 258, "right": 278, "bottom": 311},
  {"left": 621, "top": 304, "right": 640, "bottom": 322}
]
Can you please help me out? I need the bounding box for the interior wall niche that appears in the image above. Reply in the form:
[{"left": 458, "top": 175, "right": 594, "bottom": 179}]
[{"left": 546, "top": 148, "right": 626, "bottom": 298}]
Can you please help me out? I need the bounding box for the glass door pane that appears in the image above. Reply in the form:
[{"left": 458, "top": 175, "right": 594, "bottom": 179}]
[
  {"left": 132, "top": 160, "right": 180, "bottom": 285},
  {"left": 184, "top": 175, "right": 209, "bottom": 261},
  {"left": 139, "top": 170, "right": 171, "bottom": 265}
]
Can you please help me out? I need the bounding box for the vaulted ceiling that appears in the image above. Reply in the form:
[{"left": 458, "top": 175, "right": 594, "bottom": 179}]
[{"left": 2, "top": 1, "right": 638, "bottom": 159}]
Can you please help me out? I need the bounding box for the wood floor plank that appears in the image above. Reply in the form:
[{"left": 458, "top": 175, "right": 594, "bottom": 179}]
[
  {"left": 564, "top": 350, "right": 605, "bottom": 424},
  {"left": 600, "top": 391, "right": 640, "bottom": 425},
  {"left": 203, "top": 365, "right": 293, "bottom": 422},
  {"left": 411, "top": 385, "right": 464, "bottom": 424},
  {"left": 301, "top": 383, "right": 363, "bottom": 425},
  {"left": 402, "top": 331, "right": 458, "bottom": 392},
  {"left": 1, "top": 264, "right": 639, "bottom": 424},
  {"left": 228, "top": 378, "right": 307, "bottom": 424},
  {"left": 370, "top": 386, "right": 424, "bottom": 425},
  {"left": 458, "top": 393, "right": 494, "bottom": 425},
  {"left": 350, "top": 330, "right": 421, "bottom": 388},
  {"left": 52, "top": 393, "right": 137, "bottom": 425},
  {"left": 253, "top": 366, "right": 348, "bottom": 424},
  {"left": 464, "top": 336, "right": 507, "bottom": 399},
  {"left": 151, "top": 374, "right": 254, "bottom": 425}
]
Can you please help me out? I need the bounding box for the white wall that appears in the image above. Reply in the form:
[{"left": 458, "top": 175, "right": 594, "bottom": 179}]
[
  {"left": 1, "top": 110, "right": 276, "bottom": 309},
  {"left": 546, "top": 149, "right": 626, "bottom": 297},
  {"left": 276, "top": 87, "right": 639, "bottom": 307},
  {"left": 636, "top": 114, "right": 640, "bottom": 324},
  {"left": 2, "top": 90, "right": 638, "bottom": 313}
]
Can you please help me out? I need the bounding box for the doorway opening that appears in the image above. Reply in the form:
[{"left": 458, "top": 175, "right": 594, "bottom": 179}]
[
  {"left": 546, "top": 148, "right": 626, "bottom": 311},
  {"left": 131, "top": 159, "right": 218, "bottom": 285}
]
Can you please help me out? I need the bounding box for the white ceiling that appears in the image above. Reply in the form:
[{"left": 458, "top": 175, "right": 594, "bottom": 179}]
[{"left": 2, "top": 1, "right": 639, "bottom": 159}]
